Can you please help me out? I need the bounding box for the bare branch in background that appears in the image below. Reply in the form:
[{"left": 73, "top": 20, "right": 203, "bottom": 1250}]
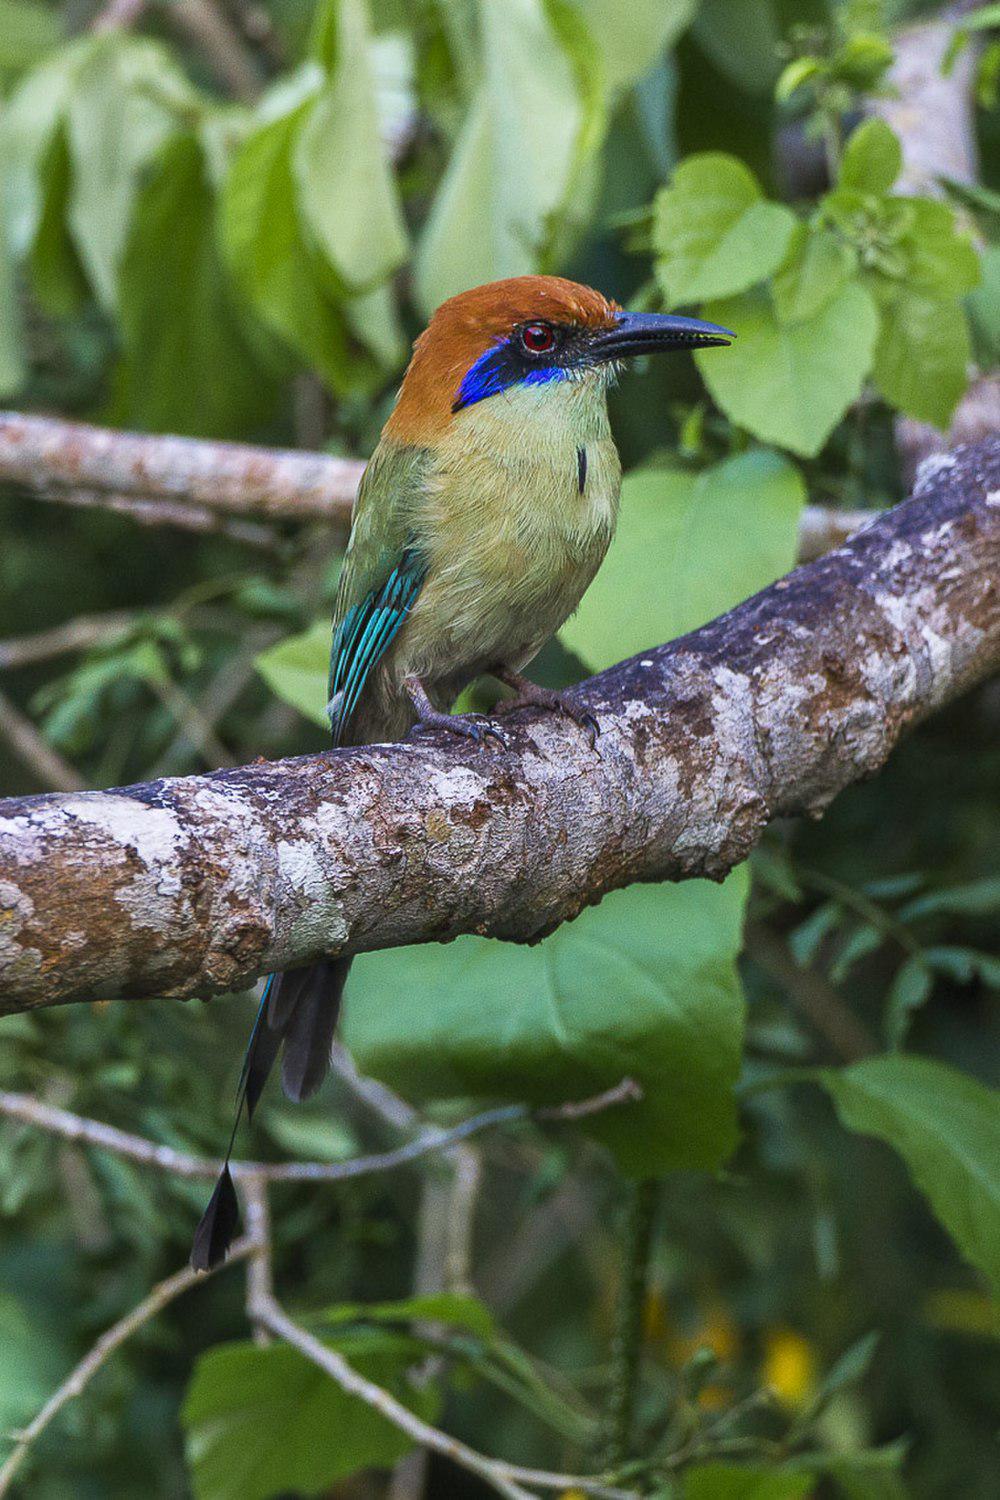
[
  {"left": 0, "top": 1239, "right": 255, "bottom": 1498},
  {"left": 0, "top": 686, "right": 86, "bottom": 793},
  {"left": 1, "top": 442, "right": 996, "bottom": 1013},
  {"left": 0, "top": 411, "right": 361, "bottom": 535},
  {"left": 871, "top": 2, "right": 996, "bottom": 483},
  {"left": 0, "top": 410, "right": 881, "bottom": 562},
  {"left": 0, "top": 1079, "right": 640, "bottom": 1185},
  {"left": 0, "top": 612, "right": 140, "bottom": 670},
  {"left": 0, "top": 1081, "right": 642, "bottom": 1500},
  {"left": 871, "top": 2, "right": 981, "bottom": 195}
]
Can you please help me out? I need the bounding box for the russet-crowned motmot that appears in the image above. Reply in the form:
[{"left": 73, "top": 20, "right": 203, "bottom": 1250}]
[{"left": 192, "top": 276, "right": 732, "bottom": 1268}]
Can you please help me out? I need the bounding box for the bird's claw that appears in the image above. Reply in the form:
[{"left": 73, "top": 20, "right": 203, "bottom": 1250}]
[
  {"left": 499, "top": 684, "right": 600, "bottom": 747},
  {"left": 459, "top": 714, "right": 509, "bottom": 749},
  {"left": 411, "top": 711, "right": 508, "bottom": 750}
]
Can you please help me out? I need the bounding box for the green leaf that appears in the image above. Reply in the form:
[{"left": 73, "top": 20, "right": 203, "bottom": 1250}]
[
  {"left": 819, "top": 1056, "right": 1000, "bottom": 1294},
  {"left": 683, "top": 1465, "right": 814, "bottom": 1500},
  {"left": 830, "top": 33, "right": 894, "bottom": 91},
  {"left": 345, "top": 280, "right": 407, "bottom": 368},
  {"left": 967, "top": 243, "right": 1000, "bottom": 367},
  {"left": 923, "top": 946, "right": 1000, "bottom": 991},
  {"left": 294, "top": 0, "right": 408, "bottom": 292},
  {"left": 414, "top": 0, "right": 587, "bottom": 311},
  {"left": 900, "top": 199, "right": 980, "bottom": 299},
  {"left": 693, "top": 0, "right": 784, "bottom": 94},
  {"left": 344, "top": 870, "right": 747, "bottom": 1178},
  {"left": 900, "top": 877, "right": 1000, "bottom": 924},
  {"left": 114, "top": 133, "right": 280, "bottom": 437},
  {"left": 0, "top": 190, "right": 25, "bottom": 398},
  {"left": 0, "top": 0, "right": 60, "bottom": 72},
  {"left": 831, "top": 1448, "right": 910, "bottom": 1500},
  {"left": 954, "top": 3, "right": 1000, "bottom": 32},
  {"left": 255, "top": 619, "right": 331, "bottom": 728},
  {"left": 871, "top": 288, "right": 970, "bottom": 429},
  {"left": 798, "top": 1329, "right": 880, "bottom": 1423},
  {"left": 28, "top": 123, "right": 88, "bottom": 316},
  {"left": 220, "top": 102, "right": 367, "bottom": 396},
  {"left": 772, "top": 224, "right": 856, "bottom": 324},
  {"left": 0, "top": 1292, "right": 67, "bottom": 1440},
  {"left": 697, "top": 281, "right": 879, "bottom": 458},
  {"left": 182, "top": 1331, "right": 437, "bottom": 1500},
  {"left": 561, "top": 450, "right": 805, "bottom": 673},
  {"left": 775, "top": 55, "right": 822, "bottom": 104},
  {"left": 64, "top": 35, "right": 196, "bottom": 309},
  {"left": 0, "top": 45, "right": 82, "bottom": 261},
  {"left": 573, "top": 0, "right": 696, "bottom": 90},
  {"left": 838, "top": 119, "right": 902, "bottom": 195},
  {"left": 321, "top": 1292, "right": 496, "bottom": 1340},
  {"left": 884, "top": 957, "right": 932, "bottom": 1050},
  {"left": 652, "top": 153, "right": 796, "bottom": 305}
]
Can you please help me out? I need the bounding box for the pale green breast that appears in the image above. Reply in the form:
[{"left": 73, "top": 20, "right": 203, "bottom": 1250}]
[{"left": 396, "top": 378, "right": 622, "bottom": 686}]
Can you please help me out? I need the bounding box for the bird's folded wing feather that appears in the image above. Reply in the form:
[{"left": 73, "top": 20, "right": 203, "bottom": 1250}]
[{"left": 327, "top": 442, "right": 431, "bottom": 746}]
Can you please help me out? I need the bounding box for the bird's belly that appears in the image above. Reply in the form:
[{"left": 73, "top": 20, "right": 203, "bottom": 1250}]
[{"left": 390, "top": 440, "right": 620, "bottom": 703}]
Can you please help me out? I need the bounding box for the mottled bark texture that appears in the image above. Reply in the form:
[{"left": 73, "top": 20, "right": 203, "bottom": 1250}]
[
  {"left": 1, "top": 441, "right": 998, "bottom": 1014},
  {"left": 0, "top": 411, "right": 360, "bottom": 534}
]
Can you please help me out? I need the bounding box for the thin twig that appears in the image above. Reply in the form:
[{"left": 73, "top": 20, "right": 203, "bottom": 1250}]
[
  {"left": 249, "top": 1293, "right": 637, "bottom": 1500},
  {"left": 0, "top": 411, "right": 360, "bottom": 531},
  {"left": 167, "top": 0, "right": 265, "bottom": 101},
  {"left": 146, "top": 675, "right": 234, "bottom": 771},
  {"left": 744, "top": 923, "right": 877, "bottom": 1063},
  {"left": 91, "top": 0, "right": 147, "bottom": 32},
  {"left": 599, "top": 1179, "right": 659, "bottom": 1469},
  {"left": 0, "top": 612, "right": 139, "bottom": 670},
  {"left": 0, "top": 1079, "right": 641, "bottom": 1186},
  {"left": 0, "top": 1237, "right": 255, "bottom": 1497},
  {"left": 37, "top": 485, "right": 279, "bottom": 549},
  {"left": 0, "top": 687, "right": 86, "bottom": 793}
]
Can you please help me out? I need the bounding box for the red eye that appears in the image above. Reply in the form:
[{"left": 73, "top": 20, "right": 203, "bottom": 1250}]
[{"left": 521, "top": 321, "right": 555, "bottom": 354}]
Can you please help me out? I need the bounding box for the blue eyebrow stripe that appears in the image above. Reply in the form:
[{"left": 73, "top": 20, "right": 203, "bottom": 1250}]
[{"left": 453, "top": 340, "right": 567, "bottom": 412}]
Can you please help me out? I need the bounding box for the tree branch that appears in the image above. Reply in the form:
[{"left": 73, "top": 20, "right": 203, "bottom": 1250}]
[
  {"left": 0, "top": 1084, "right": 642, "bottom": 1500},
  {"left": 0, "top": 1080, "right": 640, "bottom": 1183},
  {"left": 0, "top": 686, "right": 86, "bottom": 793},
  {"left": 1, "top": 410, "right": 868, "bottom": 562},
  {"left": 0, "top": 1238, "right": 255, "bottom": 1497},
  {"left": 0, "top": 410, "right": 361, "bottom": 536},
  {"left": 0, "top": 441, "right": 997, "bottom": 1013}
]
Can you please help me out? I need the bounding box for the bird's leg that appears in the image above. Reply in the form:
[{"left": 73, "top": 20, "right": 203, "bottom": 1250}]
[
  {"left": 492, "top": 666, "right": 599, "bottom": 745},
  {"left": 403, "top": 674, "right": 508, "bottom": 748}
]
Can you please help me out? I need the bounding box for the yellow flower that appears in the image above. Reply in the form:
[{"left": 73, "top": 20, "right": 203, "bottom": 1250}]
[{"left": 762, "top": 1326, "right": 818, "bottom": 1409}]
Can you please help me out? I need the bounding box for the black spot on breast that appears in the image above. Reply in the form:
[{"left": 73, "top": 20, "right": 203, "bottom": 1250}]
[{"left": 577, "top": 445, "right": 587, "bottom": 495}]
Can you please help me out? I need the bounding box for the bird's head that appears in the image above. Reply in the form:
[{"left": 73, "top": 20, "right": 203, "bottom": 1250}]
[{"left": 385, "top": 275, "right": 733, "bottom": 443}]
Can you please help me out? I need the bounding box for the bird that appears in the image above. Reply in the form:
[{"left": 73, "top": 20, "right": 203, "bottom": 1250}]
[{"left": 191, "top": 275, "right": 732, "bottom": 1269}]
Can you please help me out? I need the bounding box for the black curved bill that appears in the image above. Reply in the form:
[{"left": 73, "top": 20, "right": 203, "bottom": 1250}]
[{"left": 592, "top": 310, "right": 735, "bottom": 360}]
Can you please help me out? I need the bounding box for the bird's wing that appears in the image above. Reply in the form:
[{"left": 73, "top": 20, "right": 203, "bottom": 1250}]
[{"left": 327, "top": 441, "right": 431, "bottom": 745}]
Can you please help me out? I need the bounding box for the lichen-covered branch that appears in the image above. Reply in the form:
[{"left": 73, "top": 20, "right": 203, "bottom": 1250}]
[
  {"left": 0, "top": 441, "right": 997, "bottom": 1014},
  {"left": 0, "top": 410, "right": 361, "bottom": 535}
]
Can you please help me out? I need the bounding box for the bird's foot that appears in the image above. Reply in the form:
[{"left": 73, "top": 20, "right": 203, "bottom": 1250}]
[
  {"left": 411, "top": 709, "right": 508, "bottom": 749},
  {"left": 494, "top": 669, "right": 599, "bottom": 746},
  {"left": 403, "top": 675, "right": 508, "bottom": 749}
]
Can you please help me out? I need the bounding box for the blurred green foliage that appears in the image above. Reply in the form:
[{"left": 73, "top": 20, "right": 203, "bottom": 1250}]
[{"left": 0, "top": 1, "right": 997, "bottom": 1498}]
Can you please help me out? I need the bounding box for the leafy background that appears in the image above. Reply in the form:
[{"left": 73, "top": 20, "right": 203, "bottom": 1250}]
[{"left": 0, "top": 1, "right": 998, "bottom": 1497}]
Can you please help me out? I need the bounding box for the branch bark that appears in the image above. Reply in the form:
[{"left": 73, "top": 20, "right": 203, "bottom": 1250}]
[
  {"left": 0, "top": 441, "right": 997, "bottom": 1013},
  {"left": 0, "top": 410, "right": 361, "bottom": 535},
  {"left": 0, "top": 410, "right": 869, "bottom": 562}
]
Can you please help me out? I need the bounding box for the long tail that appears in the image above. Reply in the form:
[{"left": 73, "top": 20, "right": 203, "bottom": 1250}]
[{"left": 190, "top": 956, "right": 352, "bottom": 1270}]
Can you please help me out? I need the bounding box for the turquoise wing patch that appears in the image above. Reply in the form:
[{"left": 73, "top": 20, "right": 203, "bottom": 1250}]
[{"left": 328, "top": 546, "right": 427, "bottom": 745}]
